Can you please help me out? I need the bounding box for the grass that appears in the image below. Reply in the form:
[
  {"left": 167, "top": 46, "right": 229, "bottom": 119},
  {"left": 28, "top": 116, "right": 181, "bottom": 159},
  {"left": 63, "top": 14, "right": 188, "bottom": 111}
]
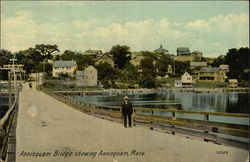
[{"left": 194, "top": 82, "right": 228, "bottom": 88}]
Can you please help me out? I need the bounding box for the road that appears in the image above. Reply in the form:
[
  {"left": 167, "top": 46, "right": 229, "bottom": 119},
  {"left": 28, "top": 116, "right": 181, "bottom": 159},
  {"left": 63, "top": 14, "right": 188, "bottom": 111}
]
[{"left": 16, "top": 83, "right": 249, "bottom": 162}]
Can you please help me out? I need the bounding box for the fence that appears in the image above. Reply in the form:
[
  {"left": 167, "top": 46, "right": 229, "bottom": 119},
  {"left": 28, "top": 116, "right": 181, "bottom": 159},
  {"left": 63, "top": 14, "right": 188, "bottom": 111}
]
[
  {"left": 42, "top": 89, "right": 249, "bottom": 149},
  {"left": 0, "top": 92, "right": 19, "bottom": 162}
]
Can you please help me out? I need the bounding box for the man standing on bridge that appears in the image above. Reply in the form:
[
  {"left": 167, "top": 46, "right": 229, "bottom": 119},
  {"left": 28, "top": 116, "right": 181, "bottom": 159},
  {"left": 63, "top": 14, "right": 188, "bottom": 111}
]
[{"left": 122, "top": 96, "right": 133, "bottom": 128}]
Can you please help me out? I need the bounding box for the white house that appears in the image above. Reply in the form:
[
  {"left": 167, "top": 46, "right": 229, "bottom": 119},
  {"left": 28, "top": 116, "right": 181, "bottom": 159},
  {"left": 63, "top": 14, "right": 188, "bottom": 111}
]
[
  {"left": 76, "top": 65, "right": 98, "bottom": 86},
  {"left": 175, "top": 72, "right": 193, "bottom": 88}
]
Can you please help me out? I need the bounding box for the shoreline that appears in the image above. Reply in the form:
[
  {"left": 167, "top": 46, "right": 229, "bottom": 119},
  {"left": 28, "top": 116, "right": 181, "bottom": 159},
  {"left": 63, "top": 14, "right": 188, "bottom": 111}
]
[{"left": 51, "top": 87, "right": 250, "bottom": 95}]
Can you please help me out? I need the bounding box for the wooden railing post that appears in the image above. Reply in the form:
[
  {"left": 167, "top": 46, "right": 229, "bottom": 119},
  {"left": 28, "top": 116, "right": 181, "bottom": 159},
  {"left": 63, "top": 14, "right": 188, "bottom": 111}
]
[
  {"left": 171, "top": 111, "right": 175, "bottom": 135},
  {"left": 150, "top": 109, "right": 154, "bottom": 130},
  {"left": 204, "top": 114, "right": 209, "bottom": 142}
]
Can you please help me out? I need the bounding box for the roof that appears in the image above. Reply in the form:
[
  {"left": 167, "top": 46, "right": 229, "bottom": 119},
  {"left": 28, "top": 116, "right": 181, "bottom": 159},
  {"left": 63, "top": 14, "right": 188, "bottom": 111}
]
[
  {"left": 76, "top": 71, "right": 84, "bottom": 76},
  {"left": 190, "top": 62, "right": 207, "bottom": 67},
  {"left": 84, "top": 49, "right": 102, "bottom": 55},
  {"left": 53, "top": 61, "right": 76, "bottom": 68},
  {"left": 96, "top": 53, "right": 113, "bottom": 61},
  {"left": 177, "top": 47, "right": 190, "bottom": 52},
  {"left": 229, "top": 79, "right": 238, "bottom": 83},
  {"left": 200, "top": 67, "right": 221, "bottom": 73},
  {"left": 154, "top": 45, "right": 169, "bottom": 53}
]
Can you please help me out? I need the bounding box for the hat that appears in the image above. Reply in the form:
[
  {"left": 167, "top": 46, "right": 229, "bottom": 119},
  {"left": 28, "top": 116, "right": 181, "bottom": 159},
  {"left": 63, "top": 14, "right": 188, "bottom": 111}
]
[{"left": 124, "top": 96, "right": 129, "bottom": 100}]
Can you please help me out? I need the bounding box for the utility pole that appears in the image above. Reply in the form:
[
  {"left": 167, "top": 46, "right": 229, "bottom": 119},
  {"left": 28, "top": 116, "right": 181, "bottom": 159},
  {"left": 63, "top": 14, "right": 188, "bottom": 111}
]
[
  {"left": 8, "top": 71, "right": 12, "bottom": 109},
  {"left": 10, "top": 56, "right": 17, "bottom": 96}
]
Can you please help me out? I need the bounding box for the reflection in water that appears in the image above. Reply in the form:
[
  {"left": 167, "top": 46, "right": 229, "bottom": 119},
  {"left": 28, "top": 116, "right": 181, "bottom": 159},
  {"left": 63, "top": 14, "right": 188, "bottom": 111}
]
[{"left": 70, "top": 92, "right": 249, "bottom": 114}]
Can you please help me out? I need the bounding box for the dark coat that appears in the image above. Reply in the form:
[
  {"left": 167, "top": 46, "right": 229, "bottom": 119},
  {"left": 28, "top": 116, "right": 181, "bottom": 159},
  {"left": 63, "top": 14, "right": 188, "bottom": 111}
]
[{"left": 122, "top": 101, "right": 133, "bottom": 115}]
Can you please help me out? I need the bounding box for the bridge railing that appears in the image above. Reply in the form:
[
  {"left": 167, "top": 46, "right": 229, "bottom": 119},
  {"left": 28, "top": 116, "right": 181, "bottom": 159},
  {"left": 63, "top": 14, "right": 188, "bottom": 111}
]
[
  {"left": 0, "top": 92, "right": 19, "bottom": 162},
  {"left": 42, "top": 89, "right": 249, "bottom": 149}
]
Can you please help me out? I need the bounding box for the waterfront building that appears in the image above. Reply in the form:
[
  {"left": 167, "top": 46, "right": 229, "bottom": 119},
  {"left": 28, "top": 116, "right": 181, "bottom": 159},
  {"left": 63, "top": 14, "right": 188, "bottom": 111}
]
[
  {"left": 229, "top": 79, "right": 238, "bottom": 88},
  {"left": 174, "top": 80, "right": 182, "bottom": 88},
  {"left": 95, "top": 53, "right": 114, "bottom": 67},
  {"left": 76, "top": 65, "right": 98, "bottom": 86},
  {"left": 198, "top": 67, "right": 227, "bottom": 82},
  {"left": 52, "top": 60, "right": 77, "bottom": 77},
  {"left": 181, "top": 72, "right": 193, "bottom": 87},
  {"left": 174, "top": 72, "right": 193, "bottom": 87}
]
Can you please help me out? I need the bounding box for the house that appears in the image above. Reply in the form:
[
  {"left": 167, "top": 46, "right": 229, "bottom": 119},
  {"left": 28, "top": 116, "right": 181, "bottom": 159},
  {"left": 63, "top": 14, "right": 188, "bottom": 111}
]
[
  {"left": 229, "top": 79, "right": 238, "bottom": 88},
  {"left": 174, "top": 72, "right": 193, "bottom": 87},
  {"left": 52, "top": 60, "right": 77, "bottom": 77},
  {"left": 95, "top": 53, "right": 114, "bottom": 67},
  {"left": 190, "top": 62, "right": 207, "bottom": 74},
  {"left": 177, "top": 47, "right": 190, "bottom": 56},
  {"left": 174, "top": 80, "right": 182, "bottom": 88},
  {"left": 76, "top": 65, "right": 98, "bottom": 86},
  {"left": 191, "top": 50, "right": 203, "bottom": 58},
  {"left": 84, "top": 49, "right": 102, "bottom": 57},
  {"left": 190, "top": 62, "right": 207, "bottom": 68},
  {"left": 174, "top": 55, "right": 193, "bottom": 62},
  {"left": 198, "top": 67, "right": 227, "bottom": 82},
  {"left": 154, "top": 44, "right": 169, "bottom": 55},
  {"left": 219, "top": 64, "right": 229, "bottom": 72},
  {"left": 181, "top": 72, "right": 193, "bottom": 87}
]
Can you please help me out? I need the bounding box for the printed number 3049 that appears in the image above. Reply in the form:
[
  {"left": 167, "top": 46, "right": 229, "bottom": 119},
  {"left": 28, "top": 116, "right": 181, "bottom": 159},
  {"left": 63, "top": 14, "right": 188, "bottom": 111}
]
[{"left": 216, "top": 151, "right": 228, "bottom": 154}]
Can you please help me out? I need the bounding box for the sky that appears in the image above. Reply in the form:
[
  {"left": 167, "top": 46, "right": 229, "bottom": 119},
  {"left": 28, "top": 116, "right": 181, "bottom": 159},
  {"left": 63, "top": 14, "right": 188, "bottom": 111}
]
[{"left": 1, "top": 1, "right": 249, "bottom": 57}]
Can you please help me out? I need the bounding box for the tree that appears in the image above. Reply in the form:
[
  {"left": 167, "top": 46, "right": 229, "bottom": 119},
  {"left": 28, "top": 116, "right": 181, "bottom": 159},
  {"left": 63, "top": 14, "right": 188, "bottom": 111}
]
[
  {"left": 174, "top": 61, "right": 190, "bottom": 76},
  {"left": 0, "top": 49, "right": 12, "bottom": 67},
  {"left": 95, "top": 62, "right": 118, "bottom": 81},
  {"left": 155, "top": 54, "right": 172, "bottom": 77},
  {"left": 225, "top": 47, "right": 250, "bottom": 82},
  {"left": 139, "top": 56, "right": 156, "bottom": 88},
  {"left": 61, "top": 50, "right": 95, "bottom": 70},
  {"left": 35, "top": 44, "right": 59, "bottom": 62},
  {"left": 110, "top": 45, "right": 131, "bottom": 69},
  {"left": 122, "top": 62, "right": 139, "bottom": 82},
  {"left": 210, "top": 55, "right": 225, "bottom": 67}
]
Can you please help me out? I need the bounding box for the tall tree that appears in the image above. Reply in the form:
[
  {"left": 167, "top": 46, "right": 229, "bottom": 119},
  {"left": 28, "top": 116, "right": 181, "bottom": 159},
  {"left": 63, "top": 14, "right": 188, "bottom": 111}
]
[
  {"left": 0, "top": 49, "right": 12, "bottom": 66},
  {"left": 155, "top": 54, "right": 172, "bottom": 77},
  {"left": 110, "top": 45, "right": 131, "bottom": 69},
  {"left": 139, "top": 56, "right": 156, "bottom": 88},
  {"left": 35, "top": 44, "right": 59, "bottom": 62},
  {"left": 225, "top": 47, "right": 250, "bottom": 82}
]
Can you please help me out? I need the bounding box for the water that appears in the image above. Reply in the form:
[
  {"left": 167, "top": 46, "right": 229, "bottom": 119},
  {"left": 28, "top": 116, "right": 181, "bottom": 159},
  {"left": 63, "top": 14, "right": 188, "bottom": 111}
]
[
  {"left": 0, "top": 94, "right": 14, "bottom": 118},
  {"left": 70, "top": 92, "right": 249, "bottom": 114}
]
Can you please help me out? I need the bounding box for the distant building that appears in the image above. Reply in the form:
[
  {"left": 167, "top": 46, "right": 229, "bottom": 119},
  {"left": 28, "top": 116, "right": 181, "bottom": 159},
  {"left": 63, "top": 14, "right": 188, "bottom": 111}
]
[
  {"left": 190, "top": 62, "right": 207, "bottom": 68},
  {"left": 177, "top": 47, "right": 190, "bottom": 56},
  {"left": 52, "top": 60, "right": 77, "bottom": 77},
  {"left": 181, "top": 72, "right": 193, "bottom": 87},
  {"left": 198, "top": 67, "right": 227, "bottom": 82},
  {"left": 174, "top": 55, "right": 193, "bottom": 62},
  {"left": 174, "top": 72, "right": 193, "bottom": 87},
  {"left": 228, "top": 79, "right": 238, "bottom": 88},
  {"left": 84, "top": 49, "right": 102, "bottom": 57},
  {"left": 154, "top": 45, "right": 169, "bottom": 55},
  {"left": 219, "top": 64, "right": 229, "bottom": 72},
  {"left": 76, "top": 65, "right": 98, "bottom": 86},
  {"left": 190, "top": 62, "right": 207, "bottom": 74},
  {"left": 95, "top": 53, "right": 114, "bottom": 67},
  {"left": 174, "top": 80, "right": 182, "bottom": 88},
  {"left": 167, "top": 65, "right": 173, "bottom": 74},
  {"left": 191, "top": 50, "right": 203, "bottom": 58}
]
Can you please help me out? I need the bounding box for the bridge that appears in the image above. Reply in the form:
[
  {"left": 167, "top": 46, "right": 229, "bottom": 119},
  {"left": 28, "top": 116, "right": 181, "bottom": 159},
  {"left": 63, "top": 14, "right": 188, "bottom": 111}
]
[{"left": 0, "top": 83, "right": 249, "bottom": 162}]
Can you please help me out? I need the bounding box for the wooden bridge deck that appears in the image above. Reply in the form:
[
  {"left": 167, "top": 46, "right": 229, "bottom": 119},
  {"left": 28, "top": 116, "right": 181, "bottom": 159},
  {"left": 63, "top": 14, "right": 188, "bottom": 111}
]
[{"left": 15, "top": 83, "right": 249, "bottom": 162}]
